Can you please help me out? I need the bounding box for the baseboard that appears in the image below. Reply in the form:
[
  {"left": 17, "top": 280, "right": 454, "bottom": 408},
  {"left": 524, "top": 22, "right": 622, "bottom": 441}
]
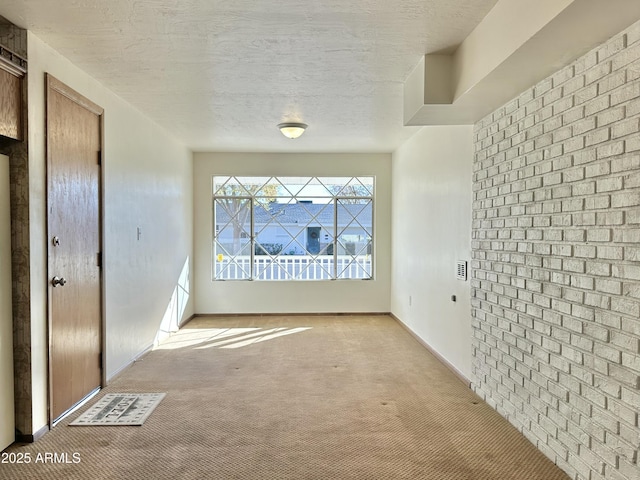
[
  {"left": 390, "top": 313, "right": 471, "bottom": 388},
  {"left": 105, "top": 343, "right": 153, "bottom": 384},
  {"left": 15, "top": 424, "right": 49, "bottom": 444},
  {"left": 178, "top": 313, "right": 197, "bottom": 328},
  {"left": 193, "top": 312, "right": 392, "bottom": 318}
]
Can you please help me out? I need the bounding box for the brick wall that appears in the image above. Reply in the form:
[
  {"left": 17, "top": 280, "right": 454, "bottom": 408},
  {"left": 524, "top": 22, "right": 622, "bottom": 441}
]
[{"left": 471, "top": 20, "right": 640, "bottom": 480}]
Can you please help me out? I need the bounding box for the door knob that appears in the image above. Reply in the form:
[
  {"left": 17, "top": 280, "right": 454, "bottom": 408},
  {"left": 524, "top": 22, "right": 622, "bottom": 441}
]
[{"left": 51, "top": 276, "right": 67, "bottom": 287}]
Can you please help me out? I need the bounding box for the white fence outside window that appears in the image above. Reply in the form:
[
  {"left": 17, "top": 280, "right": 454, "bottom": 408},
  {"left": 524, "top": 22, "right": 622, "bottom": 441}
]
[{"left": 215, "top": 255, "right": 372, "bottom": 281}]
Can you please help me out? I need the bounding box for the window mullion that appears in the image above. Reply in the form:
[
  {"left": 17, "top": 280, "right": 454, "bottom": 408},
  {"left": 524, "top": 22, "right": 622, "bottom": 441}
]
[
  {"left": 370, "top": 194, "right": 374, "bottom": 280},
  {"left": 333, "top": 198, "right": 338, "bottom": 280},
  {"left": 250, "top": 196, "right": 255, "bottom": 280}
]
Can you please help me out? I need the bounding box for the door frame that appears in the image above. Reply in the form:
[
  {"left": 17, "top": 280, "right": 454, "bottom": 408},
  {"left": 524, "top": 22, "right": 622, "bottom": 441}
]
[
  {"left": 0, "top": 153, "right": 15, "bottom": 450},
  {"left": 45, "top": 73, "right": 105, "bottom": 426}
]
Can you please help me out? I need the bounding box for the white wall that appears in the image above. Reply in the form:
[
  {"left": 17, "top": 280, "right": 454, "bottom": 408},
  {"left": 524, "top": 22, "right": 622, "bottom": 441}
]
[
  {"left": 0, "top": 153, "right": 14, "bottom": 450},
  {"left": 27, "top": 33, "right": 194, "bottom": 430},
  {"left": 194, "top": 152, "right": 391, "bottom": 314},
  {"left": 391, "top": 126, "right": 474, "bottom": 379}
]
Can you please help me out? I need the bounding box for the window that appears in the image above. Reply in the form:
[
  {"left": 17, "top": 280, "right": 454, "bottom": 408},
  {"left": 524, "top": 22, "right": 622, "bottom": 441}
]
[{"left": 213, "top": 176, "right": 374, "bottom": 281}]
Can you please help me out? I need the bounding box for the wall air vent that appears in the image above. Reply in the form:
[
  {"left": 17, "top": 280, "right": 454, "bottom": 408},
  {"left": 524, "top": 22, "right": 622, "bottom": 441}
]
[{"left": 456, "top": 260, "right": 467, "bottom": 281}]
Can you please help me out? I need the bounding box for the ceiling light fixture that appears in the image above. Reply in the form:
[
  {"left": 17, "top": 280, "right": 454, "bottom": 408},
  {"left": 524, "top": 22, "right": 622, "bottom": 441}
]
[{"left": 278, "top": 122, "right": 307, "bottom": 139}]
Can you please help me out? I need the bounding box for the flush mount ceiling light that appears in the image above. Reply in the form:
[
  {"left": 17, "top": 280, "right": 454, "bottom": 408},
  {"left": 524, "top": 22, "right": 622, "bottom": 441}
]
[{"left": 278, "top": 122, "right": 307, "bottom": 139}]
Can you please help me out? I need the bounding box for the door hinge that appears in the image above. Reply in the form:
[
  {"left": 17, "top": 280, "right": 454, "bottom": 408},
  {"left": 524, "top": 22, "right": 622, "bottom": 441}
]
[
  {"left": 97, "top": 150, "right": 102, "bottom": 165},
  {"left": 97, "top": 252, "right": 102, "bottom": 268},
  {"left": 99, "top": 352, "right": 103, "bottom": 370}
]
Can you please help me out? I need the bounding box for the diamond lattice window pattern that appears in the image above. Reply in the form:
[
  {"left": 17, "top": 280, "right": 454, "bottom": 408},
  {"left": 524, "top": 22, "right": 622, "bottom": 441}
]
[{"left": 212, "top": 176, "right": 374, "bottom": 281}]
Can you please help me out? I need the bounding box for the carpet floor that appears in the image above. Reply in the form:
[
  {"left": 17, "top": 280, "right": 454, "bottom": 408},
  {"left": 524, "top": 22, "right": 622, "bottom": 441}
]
[{"left": 1, "top": 315, "right": 570, "bottom": 480}]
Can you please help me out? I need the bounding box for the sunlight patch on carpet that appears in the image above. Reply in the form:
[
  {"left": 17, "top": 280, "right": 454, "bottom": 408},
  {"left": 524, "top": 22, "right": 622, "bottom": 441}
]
[{"left": 70, "top": 393, "right": 166, "bottom": 426}]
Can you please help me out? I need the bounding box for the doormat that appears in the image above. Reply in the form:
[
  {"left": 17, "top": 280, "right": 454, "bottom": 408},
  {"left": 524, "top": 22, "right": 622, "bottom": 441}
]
[{"left": 69, "top": 393, "right": 166, "bottom": 426}]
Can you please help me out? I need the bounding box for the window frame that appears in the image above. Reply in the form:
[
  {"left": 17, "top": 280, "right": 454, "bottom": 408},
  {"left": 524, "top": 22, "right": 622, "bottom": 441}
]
[{"left": 212, "top": 175, "right": 375, "bottom": 282}]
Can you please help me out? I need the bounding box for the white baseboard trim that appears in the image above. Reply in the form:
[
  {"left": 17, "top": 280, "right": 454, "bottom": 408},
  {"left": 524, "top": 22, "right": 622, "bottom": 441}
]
[
  {"left": 191, "top": 312, "right": 391, "bottom": 318},
  {"left": 105, "top": 343, "right": 153, "bottom": 385},
  {"left": 390, "top": 313, "right": 471, "bottom": 388}
]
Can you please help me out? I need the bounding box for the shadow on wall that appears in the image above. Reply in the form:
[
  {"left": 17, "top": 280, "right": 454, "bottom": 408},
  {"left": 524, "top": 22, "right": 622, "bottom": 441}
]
[{"left": 154, "top": 257, "right": 190, "bottom": 346}]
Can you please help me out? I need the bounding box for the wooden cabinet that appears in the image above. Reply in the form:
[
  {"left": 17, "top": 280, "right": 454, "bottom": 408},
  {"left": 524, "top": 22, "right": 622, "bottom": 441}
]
[{"left": 0, "top": 58, "right": 24, "bottom": 141}]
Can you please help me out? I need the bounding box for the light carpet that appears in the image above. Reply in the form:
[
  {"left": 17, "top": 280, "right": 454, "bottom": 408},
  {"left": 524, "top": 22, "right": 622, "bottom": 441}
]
[{"left": 0, "top": 315, "right": 570, "bottom": 480}]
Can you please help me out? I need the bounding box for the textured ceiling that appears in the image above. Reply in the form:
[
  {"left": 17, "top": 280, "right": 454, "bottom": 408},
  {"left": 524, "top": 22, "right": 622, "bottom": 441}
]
[{"left": 1, "top": 0, "right": 498, "bottom": 152}]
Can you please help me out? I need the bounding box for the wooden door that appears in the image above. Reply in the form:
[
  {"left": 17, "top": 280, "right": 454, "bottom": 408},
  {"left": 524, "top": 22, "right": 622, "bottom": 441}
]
[
  {"left": 0, "top": 153, "right": 14, "bottom": 449},
  {"left": 46, "top": 75, "right": 103, "bottom": 423}
]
